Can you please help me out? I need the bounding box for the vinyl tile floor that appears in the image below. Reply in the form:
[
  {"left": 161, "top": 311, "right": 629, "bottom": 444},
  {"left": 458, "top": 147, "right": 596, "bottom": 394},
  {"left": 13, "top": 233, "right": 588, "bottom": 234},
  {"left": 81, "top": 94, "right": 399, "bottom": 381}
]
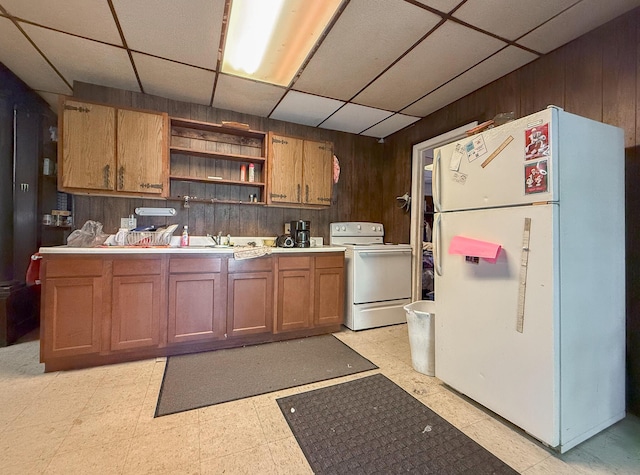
[{"left": 0, "top": 325, "right": 638, "bottom": 474}]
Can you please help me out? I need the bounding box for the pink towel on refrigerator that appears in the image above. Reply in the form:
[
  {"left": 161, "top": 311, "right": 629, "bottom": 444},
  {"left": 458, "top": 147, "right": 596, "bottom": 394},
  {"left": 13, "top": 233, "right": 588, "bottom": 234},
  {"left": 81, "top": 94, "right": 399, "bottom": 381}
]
[{"left": 449, "top": 236, "right": 502, "bottom": 263}]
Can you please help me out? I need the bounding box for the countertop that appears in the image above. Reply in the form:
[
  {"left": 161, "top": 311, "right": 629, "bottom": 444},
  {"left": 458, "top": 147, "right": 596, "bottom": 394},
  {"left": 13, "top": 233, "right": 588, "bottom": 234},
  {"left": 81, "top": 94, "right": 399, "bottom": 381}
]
[{"left": 39, "top": 245, "right": 346, "bottom": 255}]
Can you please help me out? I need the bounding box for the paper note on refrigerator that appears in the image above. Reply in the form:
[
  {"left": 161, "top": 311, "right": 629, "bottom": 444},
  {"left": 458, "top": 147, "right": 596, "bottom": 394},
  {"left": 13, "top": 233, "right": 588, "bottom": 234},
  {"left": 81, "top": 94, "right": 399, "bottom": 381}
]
[{"left": 449, "top": 236, "right": 502, "bottom": 263}]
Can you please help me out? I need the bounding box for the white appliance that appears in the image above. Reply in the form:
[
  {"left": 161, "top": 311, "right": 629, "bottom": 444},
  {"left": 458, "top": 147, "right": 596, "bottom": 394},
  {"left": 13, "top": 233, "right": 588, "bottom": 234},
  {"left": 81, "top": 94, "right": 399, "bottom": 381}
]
[
  {"left": 330, "top": 222, "right": 412, "bottom": 330},
  {"left": 432, "top": 106, "right": 625, "bottom": 453}
]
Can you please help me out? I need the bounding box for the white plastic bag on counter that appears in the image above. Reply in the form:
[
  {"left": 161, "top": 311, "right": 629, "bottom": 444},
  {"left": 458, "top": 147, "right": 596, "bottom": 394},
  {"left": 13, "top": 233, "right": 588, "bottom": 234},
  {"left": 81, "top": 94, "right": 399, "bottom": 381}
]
[{"left": 66, "top": 220, "right": 109, "bottom": 247}]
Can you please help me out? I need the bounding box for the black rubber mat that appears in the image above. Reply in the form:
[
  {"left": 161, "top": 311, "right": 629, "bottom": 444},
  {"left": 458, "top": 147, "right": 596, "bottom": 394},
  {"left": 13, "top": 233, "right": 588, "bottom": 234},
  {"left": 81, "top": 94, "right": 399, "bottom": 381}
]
[
  {"left": 277, "top": 373, "right": 518, "bottom": 474},
  {"left": 156, "top": 334, "right": 377, "bottom": 416}
]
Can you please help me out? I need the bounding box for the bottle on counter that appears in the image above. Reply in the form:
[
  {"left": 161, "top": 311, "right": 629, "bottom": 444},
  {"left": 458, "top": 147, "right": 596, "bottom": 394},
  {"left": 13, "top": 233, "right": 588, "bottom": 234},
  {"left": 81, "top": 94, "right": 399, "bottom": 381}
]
[
  {"left": 240, "top": 164, "right": 247, "bottom": 181},
  {"left": 180, "top": 225, "right": 190, "bottom": 247},
  {"left": 248, "top": 163, "right": 255, "bottom": 182}
]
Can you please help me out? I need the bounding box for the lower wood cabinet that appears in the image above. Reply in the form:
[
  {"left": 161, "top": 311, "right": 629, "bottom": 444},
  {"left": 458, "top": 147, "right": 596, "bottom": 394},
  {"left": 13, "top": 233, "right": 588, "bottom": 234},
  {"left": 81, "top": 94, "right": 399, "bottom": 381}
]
[
  {"left": 275, "top": 256, "right": 312, "bottom": 333},
  {"left": 43, "top": 276, "right": 103, "bottom": 358},
  {"left": 40, "top": 252, "right": 343, "bottom": 371},
  {"left": 110, "top": 258, "right": 165, "bottom": 351},
  {"left": 227, "top": 258, "right": 274, "bottom": 338},
  {"left": 41, "top": 258, "right": 105, "bottom": 359},
  {"left": 315, "top": 267, "right": 344, "bottom": 326},
  {"left": 168, "top": 257, "right": 225, "bottom": 344}
]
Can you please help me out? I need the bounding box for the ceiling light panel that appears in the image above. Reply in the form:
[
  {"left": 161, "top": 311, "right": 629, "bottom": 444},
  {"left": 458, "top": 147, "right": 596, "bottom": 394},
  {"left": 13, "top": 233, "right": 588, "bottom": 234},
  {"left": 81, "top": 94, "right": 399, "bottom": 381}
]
[
  {"left": 361, "top": 114, "right": 421, "bottom": 139},
  {"left": 518, "top": 0, "right": 640, "bottom": 54},
  {"left": 270, "top": 91, "right": 344, "bottom": 127},
  {"left": 112, "top": 0, "right": 224, "bottom": 69},
  {"left": 453, "top": 0, "right": 578, "bottom": 41},
  {"left": 293, "top": 0, "right": 441, "bottom": 101},
  {"left": 132, "top": 53, "right": 215, "bottom": 106},
  {"left": 353, "top": 21, "right": 506, "bottom": 111},
  {"left": 403, "top": 46, "right": 538, "bottom": 117},
  {"left": 0, "top": 17, "right": 71, "bottom": 95},
  {"left": 0, "top": 0, "right": 123, "bottom": 45},
  {"left": 21, "top": 24, "right": 140, "bottom": 93},
  {"left": 213, "top": 74, "right": 286, "bottom": 117},
  {"left": 222, "top": 0, "right": 343, "bottom": 86},
  {"left": 320, "top": 103, "right": 393, "bottom": 135}
]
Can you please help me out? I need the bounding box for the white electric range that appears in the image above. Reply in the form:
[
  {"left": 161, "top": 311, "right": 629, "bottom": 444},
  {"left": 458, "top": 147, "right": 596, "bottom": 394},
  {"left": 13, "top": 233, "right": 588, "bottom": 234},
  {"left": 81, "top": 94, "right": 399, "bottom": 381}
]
[{"left": 330, "top": 222, "right": 412, "bottom": 330}]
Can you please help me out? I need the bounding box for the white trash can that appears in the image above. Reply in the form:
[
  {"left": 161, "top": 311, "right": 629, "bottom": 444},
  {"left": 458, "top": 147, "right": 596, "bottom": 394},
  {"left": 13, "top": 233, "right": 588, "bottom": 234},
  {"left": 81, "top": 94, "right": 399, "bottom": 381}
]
[{"left": 404, "top": 300, "right": 435, "bottom": 376}]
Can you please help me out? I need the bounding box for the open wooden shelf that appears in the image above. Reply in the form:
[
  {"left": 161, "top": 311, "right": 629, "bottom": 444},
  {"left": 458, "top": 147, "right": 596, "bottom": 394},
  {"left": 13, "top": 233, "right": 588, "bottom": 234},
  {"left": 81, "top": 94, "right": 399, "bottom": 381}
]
[
  {"left": 167, "top": 196, "right": 265, "bottom": 205},
  {"left": 169, "top": 145, "right": 265, "bottom": 164},
  {"left": 169, "top": 175, "right": 265, "bottom": 187},
  {"left": 170, "top": 117, "right": 267, "bottom": 139}
]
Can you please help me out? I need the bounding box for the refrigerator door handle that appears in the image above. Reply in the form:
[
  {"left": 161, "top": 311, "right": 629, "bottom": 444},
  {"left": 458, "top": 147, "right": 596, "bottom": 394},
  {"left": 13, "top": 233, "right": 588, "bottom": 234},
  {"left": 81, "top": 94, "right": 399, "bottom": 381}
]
[
  {"left": 433, "top": 149, "right": 441, "bottom": 212},
  {"left": 434, "top": 214, "right": 443, "bottom": 276}
]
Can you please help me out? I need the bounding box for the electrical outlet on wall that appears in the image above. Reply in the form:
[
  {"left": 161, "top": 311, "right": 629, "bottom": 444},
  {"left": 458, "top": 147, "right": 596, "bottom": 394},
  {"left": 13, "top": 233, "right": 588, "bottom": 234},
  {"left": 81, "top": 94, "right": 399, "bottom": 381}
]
[{"left": 284, "top": 222, "right": 291, "bottom": 234}]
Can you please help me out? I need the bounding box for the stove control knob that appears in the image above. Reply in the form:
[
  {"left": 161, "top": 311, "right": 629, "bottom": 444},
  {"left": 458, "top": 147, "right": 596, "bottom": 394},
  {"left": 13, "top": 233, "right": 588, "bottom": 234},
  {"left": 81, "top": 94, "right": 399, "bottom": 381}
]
[
  {"left": 341, "top": 226, "right": 346, "bottom": 231},
  {"left": 335, "top": 225, "right": 340, "bottom": 231},
  {"left": 357, "top": 224, "right": 361, "bottom": 230}
]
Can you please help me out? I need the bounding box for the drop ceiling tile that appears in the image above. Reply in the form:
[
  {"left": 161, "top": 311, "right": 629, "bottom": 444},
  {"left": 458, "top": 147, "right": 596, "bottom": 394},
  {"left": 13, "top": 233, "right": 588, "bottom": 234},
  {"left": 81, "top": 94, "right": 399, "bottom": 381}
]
[
  {"left": 0, "top": 17, "right": 71, "bottom": 94},
  {"left": 270, "top": 91, "right": 344, "bottom": 127},
  {"left": 112, "top": 0, "right": 223, "bottom": 70},
  {"left": 361, "top": 114, "right": 421, "bottom": 139},
  {"left": 453, "top": 0, "right": 578, "bottom": 41},
  {"left": 132, "top": 53, "right": 214, "bottom": 106},
  {"left": 404, "top": 46, "right": 537, "bottom": 117},
  {"left": 519, "top": 0, "right": 640, "bottom": 53},
  {"left": 294, "top": 0, "right": 441, "bottom": 101},
  {"left": 1, "top": 0, "right": 122, "bottom": 45},
  {"left": 319, "top": 103, "right": 392, "bottom": 134},
  {"left": 412, "top": 0, "right": 465, "bottom": 14},
  {"left": 353, "top": 21, "right": 506, "bottom": 111},
  {"left": 213, "top": 75, "right": 286, "bottom": 118},
  {"left": 22, "top": 23, "right": 140, "bottom": 93}
]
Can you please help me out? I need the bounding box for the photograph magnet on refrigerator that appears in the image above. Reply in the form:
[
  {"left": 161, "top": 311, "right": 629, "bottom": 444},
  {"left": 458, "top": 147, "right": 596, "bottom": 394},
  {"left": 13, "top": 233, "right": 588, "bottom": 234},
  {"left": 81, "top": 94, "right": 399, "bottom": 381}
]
[{"left": 524, "top": 160, "right": 548, "bottom": 194}]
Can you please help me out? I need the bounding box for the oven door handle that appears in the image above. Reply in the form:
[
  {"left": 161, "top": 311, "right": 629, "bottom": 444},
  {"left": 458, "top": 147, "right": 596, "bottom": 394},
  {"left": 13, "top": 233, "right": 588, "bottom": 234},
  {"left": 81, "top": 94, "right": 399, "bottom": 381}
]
[{"left": 358, "top": 249, "right": 412, "bottom": 256}]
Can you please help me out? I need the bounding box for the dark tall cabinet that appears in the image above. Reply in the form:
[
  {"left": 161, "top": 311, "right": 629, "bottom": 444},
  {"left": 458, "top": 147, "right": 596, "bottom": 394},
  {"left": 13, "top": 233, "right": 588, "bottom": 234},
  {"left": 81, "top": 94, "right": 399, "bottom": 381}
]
[{"left": 0, "top": 62, "right": 58, "bottom": 346}]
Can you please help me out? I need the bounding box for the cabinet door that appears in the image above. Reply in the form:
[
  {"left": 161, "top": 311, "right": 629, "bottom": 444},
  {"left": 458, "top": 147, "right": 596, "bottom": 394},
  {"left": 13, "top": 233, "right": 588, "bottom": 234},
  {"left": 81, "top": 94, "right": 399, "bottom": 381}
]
[
  {"left": 303, "top": 140, "right": 333, "bottom": 205},
  {"left": 117, "top": 109, "right": 166, "bottom": 195},
  {"left": 111, "top": 274, "right": 163, "bottom": 350},
  {"left": 276, "top": 270, "right": 311, "bottom": 332},
  {"left": 42, "top": 277, "right": 103, "bottom": 358},
  {"left": 227, "top": 271, "right": 273, "bottom": 337},
  {"left": 314, "top": 267, "right": 344, "bottom": 326},
  {"left": 269, "top": 134, "right": 303, "bottom": 204},
  {"left": 168, "top": 273, "right": 225, "bottom": 344},
  {"left": 61, "top": 99, "right": 115, "bottom": 190}
]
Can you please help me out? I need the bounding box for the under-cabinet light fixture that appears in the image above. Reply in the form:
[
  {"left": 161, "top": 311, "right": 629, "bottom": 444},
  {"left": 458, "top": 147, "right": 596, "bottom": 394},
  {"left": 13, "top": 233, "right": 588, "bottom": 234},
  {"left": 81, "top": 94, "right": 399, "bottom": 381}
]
[
  {"left": 135, "top": 207, "right": 176, "bottom": 217},
  {"left": 222, "top": 0, "right": 343, "bottom": 86}
]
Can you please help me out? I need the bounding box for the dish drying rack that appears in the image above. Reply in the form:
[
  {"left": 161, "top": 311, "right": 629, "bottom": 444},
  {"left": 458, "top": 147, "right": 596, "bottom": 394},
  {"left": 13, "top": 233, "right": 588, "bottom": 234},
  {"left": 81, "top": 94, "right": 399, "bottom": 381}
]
[{"left": 125, "top": 231, "right": 172, "bottom": 246}]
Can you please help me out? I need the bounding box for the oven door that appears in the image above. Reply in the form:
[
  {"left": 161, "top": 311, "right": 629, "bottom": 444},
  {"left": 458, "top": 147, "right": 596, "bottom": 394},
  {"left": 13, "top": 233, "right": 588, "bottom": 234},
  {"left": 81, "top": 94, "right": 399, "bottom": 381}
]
[{"left": 352, "top": 248, "right": 412, "bottom": 304}]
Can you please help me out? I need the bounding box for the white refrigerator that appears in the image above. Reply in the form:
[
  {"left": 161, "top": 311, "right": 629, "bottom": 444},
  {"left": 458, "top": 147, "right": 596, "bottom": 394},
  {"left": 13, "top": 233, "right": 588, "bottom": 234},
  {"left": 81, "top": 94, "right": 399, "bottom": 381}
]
[{"left": 432, "top": 106, "right": 625, "bottom": 453}]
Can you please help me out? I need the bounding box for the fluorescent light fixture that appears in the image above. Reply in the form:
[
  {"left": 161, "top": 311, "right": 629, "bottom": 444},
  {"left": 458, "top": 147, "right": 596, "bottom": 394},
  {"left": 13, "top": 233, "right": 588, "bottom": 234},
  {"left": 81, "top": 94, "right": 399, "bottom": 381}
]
[
  {"left": 222, "top": 0, "right": 342, "bottom": 86},
  {"left": 135, "top": 207, "right": 176, "bottom": 217}
]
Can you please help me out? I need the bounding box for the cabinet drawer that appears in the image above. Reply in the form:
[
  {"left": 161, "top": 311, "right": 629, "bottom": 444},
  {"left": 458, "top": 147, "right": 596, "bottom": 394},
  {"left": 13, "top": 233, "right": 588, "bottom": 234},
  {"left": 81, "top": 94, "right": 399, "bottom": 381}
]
[
  {"left": 46, "top": 258, "right": 104, "bottom": 277},
  {"left": 113, "top": 258, "right": 162, "bottom": 276},
  {"left": 228, "top": 257, "right": 272, "bottom": 273},
  {"left": 278, "top": 256, "right": 311, "bottom": 270},
  {"left": 170, "top": 257, "right": 222, "bottom": 274},
  {"left": 315, "top": 254, "right": 344, "bottom": 269}
]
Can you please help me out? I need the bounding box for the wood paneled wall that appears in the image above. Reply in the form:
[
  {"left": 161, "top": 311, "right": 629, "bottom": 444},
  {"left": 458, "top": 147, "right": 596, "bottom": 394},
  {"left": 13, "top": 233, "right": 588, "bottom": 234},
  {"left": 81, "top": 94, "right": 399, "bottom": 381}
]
[
  {"left": 383, "top": 8, "right": 640, "bottom": 415},
  {"left": 72, "top": 82, "right": 384, "bottom": 242}
]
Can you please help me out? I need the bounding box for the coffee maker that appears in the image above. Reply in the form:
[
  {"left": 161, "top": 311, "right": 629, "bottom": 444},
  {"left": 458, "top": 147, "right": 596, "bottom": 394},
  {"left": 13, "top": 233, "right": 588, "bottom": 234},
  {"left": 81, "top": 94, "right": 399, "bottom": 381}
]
[{"left": 290, "top": 220, "right": 311, "bottom": 248}]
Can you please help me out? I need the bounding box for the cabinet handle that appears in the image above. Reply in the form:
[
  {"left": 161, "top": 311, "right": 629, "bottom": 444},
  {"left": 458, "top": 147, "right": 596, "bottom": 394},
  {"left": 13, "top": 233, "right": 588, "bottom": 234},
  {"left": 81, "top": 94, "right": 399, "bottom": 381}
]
[
  {"left": 140, "top": 183, "right": 163, "bottom": 190},
  {"left": 103, "top": 164, "right": 110, "bottom": 188},
  {"left": 305, "top": 184, "right": 309, "bottom": 202},
  {"left": 297, "top": 184, "right": 301, "bottom": 202},
  {"left": 317, "top": 197, "right": 331, "bottom": 202},
  {"left": 270, "top": 193, "right": 287, "bottom": 199},
  {"left": 64, "top": 105, "right": 90, "bottom": 113},
  {"left": 118, "top": 166, "right": 124, "bottom": 190}
]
